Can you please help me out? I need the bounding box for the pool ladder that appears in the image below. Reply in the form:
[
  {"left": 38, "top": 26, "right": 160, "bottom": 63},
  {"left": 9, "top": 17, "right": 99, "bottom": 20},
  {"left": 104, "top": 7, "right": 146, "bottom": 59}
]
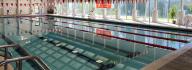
[{"left": 0, "top": 44, "right": 50, "bottom": 70}]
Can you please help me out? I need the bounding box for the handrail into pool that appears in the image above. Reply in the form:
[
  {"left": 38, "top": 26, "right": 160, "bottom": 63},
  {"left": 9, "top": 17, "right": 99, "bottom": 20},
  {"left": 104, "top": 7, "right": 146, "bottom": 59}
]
[
  {"left": 49, "top": 26, "right": 177, "bottom": 50},
  {"left": 0, "top": 44, "right": 18, "bottom": 48},
  {"left": 1, "top": 35, "right": 51, "bottom": 70},
  {"left": 0, "top": 56, "right": 50, "bottom": 70},
  {"left": 0, "top": 44, "right": 18, "bottom": 59},
  {"left": 0, "top": 44, "right": 18, "bottom": 70}
]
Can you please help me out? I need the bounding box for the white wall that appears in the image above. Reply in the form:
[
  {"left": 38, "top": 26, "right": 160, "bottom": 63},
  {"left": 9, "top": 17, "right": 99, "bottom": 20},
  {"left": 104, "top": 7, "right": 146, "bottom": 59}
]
[{"left": 0, "top": 0, "right": 48, "bottom": 15}]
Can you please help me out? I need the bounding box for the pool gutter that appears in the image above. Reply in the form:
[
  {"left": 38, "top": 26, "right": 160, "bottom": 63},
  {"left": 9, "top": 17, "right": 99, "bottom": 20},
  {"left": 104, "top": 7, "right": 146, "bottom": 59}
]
[{"left": 141, "top": 42, "right": 192, "bottom": 70}]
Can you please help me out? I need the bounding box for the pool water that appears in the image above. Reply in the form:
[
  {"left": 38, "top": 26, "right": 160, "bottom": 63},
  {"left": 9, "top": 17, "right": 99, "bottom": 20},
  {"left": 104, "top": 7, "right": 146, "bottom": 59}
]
[{"left": 0, "top": 17, "right": 191, "bottom": 70}]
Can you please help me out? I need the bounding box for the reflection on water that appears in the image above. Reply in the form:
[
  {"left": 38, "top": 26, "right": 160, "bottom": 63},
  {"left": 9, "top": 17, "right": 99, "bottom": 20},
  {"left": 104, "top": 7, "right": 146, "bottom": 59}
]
[{"left": 0, "top": 17, "right": 191, "bottom": 70}]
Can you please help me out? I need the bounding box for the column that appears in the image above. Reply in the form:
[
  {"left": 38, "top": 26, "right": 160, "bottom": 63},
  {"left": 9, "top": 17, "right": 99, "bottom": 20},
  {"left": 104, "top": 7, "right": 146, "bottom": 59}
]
[
  {"left": 72, "top": 0, "right": 76, "bottom": 17},
  {"left": 144, "top": 0, "right": 149, "bottom": 21},
  {"left": 132, "top": 0, "right": 137, "bottom": 21},
  {"left": 65, "top": 0, "right": 68, "bottom": 16},
  {"left": 16, "top": 0, "right": 19, "bottom": 15},
  {"left": 103, "top": 8, "right": 107, "bottom": 19},
  {"left": 116, "top": 1, "right": 120, "bottom": 19},
  {"left": 177, "top": 0, "right": 185, "bottom": 25},
  {"left": 82, "top": 0, "right": 85, "bottom": 17},
  {"left": 89, "top": 0, "right": 95, "bottom": 19},
  {"left": 0, "top": 0, "right": 3, "bottom": 15},
  {"left": 152, "top": 0, "right": 158, "bottom": 23}
]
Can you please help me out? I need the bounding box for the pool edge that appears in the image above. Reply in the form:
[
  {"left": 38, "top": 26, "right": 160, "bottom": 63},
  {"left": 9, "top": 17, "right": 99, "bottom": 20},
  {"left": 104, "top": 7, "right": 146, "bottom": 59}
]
[{"left": 141, "top": 43, "right": 192, "bottom": 70}]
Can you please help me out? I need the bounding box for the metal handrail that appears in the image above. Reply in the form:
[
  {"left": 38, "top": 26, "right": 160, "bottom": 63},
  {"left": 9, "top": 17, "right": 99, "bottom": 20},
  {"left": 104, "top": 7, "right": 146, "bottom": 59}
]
[
  {"left": 0, "top": 56, "right": 35, "bottom": 65},
  {"left": 0, "top": 56, "right": 50, "bottom": 70},
  {"left": 0, "top": 44, "right": 18, "bottom": 48},
  {"left": 0, "top": 49, "right": 12, "bottom": 59},
  {"left": 0, "top": 44, "right": 50, "bottom": 70},
  {"left": 1, "top": 35, "right": 51, "bottom": 70},
  {"left": 0, "top": 44, "right": 18, "bottom": 70},
  {"left": 0, "top": 44, "right": 18, "bottom": 59}
]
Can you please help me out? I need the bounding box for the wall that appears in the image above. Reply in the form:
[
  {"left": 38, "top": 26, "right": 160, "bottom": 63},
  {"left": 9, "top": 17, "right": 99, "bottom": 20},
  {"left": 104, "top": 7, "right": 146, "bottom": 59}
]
[{"left": 0, "top": 0, "right": 49, "bottom": 15}]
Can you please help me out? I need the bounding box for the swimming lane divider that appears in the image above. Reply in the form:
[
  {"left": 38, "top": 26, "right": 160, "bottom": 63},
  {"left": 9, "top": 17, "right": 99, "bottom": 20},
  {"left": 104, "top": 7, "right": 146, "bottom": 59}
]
[
  {"left": 74, "top": 20, "right": 192, "bottom": 37},
  {"left": 52, "top": 20, "right": 189, "bottom": 43},
  {"left": 24, "top": 19, "right": 177, "bottom": 50},
  {"left": 48, "top": 27, "right": 176, "bottom": 51},
  {"left": 22, "top": 18, "right": 192, "bottom": 37}
]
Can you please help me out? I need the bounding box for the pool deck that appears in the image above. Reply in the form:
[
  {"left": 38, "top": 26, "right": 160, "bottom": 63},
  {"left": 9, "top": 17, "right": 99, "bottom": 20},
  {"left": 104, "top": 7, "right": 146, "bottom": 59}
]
[
  {"left": 142, "top": 43, "right": 192, "bottom": 70},
  {"left": 0, "top": 56, "right": 14, "bottom": 70}
]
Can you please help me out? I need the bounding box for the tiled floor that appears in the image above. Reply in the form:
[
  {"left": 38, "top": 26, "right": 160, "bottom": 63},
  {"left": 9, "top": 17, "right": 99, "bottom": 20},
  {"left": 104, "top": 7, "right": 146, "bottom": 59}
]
[{"left": 159, "top": 49, "right": 192, "bottom": 70}]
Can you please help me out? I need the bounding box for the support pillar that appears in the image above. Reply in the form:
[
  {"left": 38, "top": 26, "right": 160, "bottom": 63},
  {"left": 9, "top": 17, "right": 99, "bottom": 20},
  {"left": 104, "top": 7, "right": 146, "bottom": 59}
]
[
  {"left": 177, "top": 0, "right": 185, "bottom": 25},
  {"left": 72, "top": 0, "right": 76, "bottom": 17},
  {"left": 116, "top": 2, "right": 120, "bottom": 20},
  {"left": 103, "top": 8, "right": 107, "bottom": 19},
  {"left": 152, "top": 0, "right": 158, "bottom": 23},
  {"left": 132, "top": 0, "right": 137, "bottom": 21},
  {"left": 89, "top": 0, "right": 95, "bottom": 19},
  {"left": 144, "top": 0, "right": 149, "bottom": 21},
  {"left": 16, "top": 0, "right": 19, "bottom": 15},
  {"left": 65, "top": 0, "right": 68, "bottom": 16},
  {"left": 82, "top": 0, "right": 85, "bottom": 17}
]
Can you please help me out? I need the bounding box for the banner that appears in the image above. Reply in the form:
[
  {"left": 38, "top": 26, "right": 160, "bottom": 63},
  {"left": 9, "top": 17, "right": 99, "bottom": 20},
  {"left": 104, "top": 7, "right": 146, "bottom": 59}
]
[
  {"left": 96, "top": 0, "right": 111, "bottom": 8},
  {"left": 96, "top": 29, "right": 112, "bottom": 36},
  {"left": 96, "top": 28, "right": 112, "bottom": 39}
]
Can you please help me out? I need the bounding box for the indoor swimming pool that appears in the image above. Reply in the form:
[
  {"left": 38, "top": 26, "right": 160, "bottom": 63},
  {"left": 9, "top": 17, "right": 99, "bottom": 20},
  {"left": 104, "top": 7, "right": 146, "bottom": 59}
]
[{"left": 0, "top": 16, "right": 192, "bottom": 70}]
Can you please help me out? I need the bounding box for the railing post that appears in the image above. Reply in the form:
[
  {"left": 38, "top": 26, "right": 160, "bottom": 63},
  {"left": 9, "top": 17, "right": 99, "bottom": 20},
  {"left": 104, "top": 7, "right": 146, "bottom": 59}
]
[
  {"left": 18, "top": 60, "right": 22, "bottom": 70},
  {"left": 67, "top": 26, "right": 69, "bottom": 37},
  {"left": 92, "top": 33, "right": 95, "bottom": 45},
  {"left": 16, "top": 60, "right": 22, "bottom": 70},
  {"left": 4, "top": 48, "right": 8, "bottom": 70},
  {"left": 75, "top": 28, "right": 77, "bottom": 40},
  {"left": 104, "top": 38, "right": 106, "bottom": 48},
  {"left": 83, "top": 32, "right": 85, "bottom": 42}
]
